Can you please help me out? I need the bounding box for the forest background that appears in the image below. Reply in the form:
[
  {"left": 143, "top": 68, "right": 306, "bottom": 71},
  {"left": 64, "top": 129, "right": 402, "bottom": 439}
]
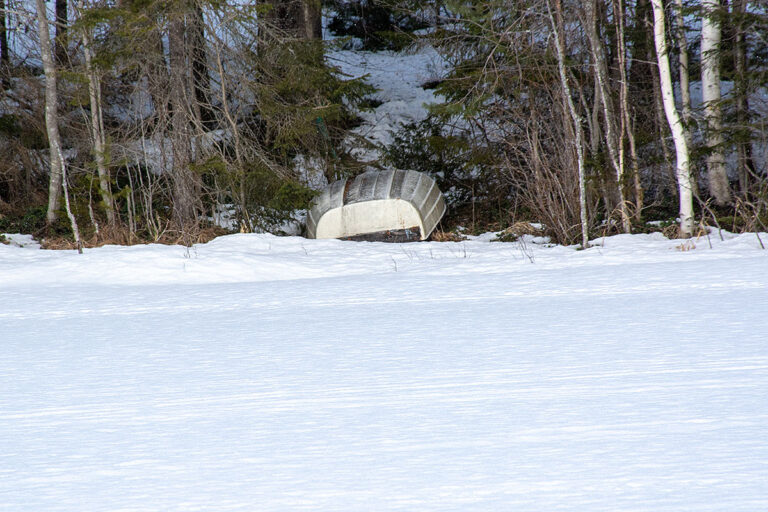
[{"left": 0, "top": 0, "right": 766, "bottom": 250}]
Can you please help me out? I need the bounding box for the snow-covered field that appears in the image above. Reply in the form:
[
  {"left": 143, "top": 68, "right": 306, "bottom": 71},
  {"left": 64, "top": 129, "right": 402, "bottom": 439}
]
[{"left": 1, "top": 231, "right": 767, "bottom": 511}]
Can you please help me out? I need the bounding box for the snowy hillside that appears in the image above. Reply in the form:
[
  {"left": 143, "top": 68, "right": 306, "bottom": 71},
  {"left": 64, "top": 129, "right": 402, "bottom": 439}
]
[
  {"left": 328, "top": 45, "right": 448, "bottom": 162},
  {"left": 2, "top": 232, "right": 767, "bottom": 511}
]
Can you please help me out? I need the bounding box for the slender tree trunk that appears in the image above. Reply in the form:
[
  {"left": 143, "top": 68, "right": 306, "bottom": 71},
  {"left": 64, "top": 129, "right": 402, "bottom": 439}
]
[
  {"left": 79, "top": 1, "right": 115, "bottom": 225},
  {"left": 261, "top": 0, "right": 322, "bottom": 40},
  {"left": 36, "top": 0, "right": 82, "bottom": 249},
  {"left": 628, "top": 0, "right": 656, "bottom": 132},
  {"left": 651, "top": 0, "right": 694, "bottom": 237},
  {"left": 213, "top": 41, "right": 251, "bottom": 231},
  {"left": 168, "top": 12, "right": 200, "bottom": 228},
  {"left": 583, "top": 0, "right": 631, "bottom": 233},
  {"left": 613, "top": 0, "right": 643, "bottom": 218},
  {"left": 585, "top": 81, "right": 612, "bottom": 214},
  {"left": 589, "top": 80, "right": 601, "bottom": 156},
  {"left": 55, "top": 0, "right": 68, "bottom": 66},
  {"left": 548, "top": 0, "right": 589, "bottom": 248},
  {"left": 37, "top": 0, "right": 63, "bottom": 224},
  {"left": 653, "top": 83, "right": 673, "bottom": 178},
  {"left": 0, "top": 0, "right": 8, "bottom": 88},
  {"left": 190, "top": 3, "right": 214, "bottom": 127},
  {"left": 701, "top": 0, "right": 730, "bottom": 205},
  {"left": 672, "top": 0, "right": 693, "bottom": 142},
  {"left": 670, "top": 0, "right": 696, "bottom": 200},
  {"left": 732, "top": 0, "right": 754, "bottom": 194},
  {"left": 302, "top": 0, "right": 322, "bottom": 40},
  {"left": 647, "top": 17, "right": 674, "bottom": 185}
]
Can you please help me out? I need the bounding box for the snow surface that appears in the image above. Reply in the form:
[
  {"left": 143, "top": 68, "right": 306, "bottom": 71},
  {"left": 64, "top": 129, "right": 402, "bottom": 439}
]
[{"left": 2, "top": 231, "right": 767, "bottom": 511}]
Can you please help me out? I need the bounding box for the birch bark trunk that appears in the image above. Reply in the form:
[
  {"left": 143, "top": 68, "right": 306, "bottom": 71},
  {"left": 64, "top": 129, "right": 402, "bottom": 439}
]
[
  {"left": 37, "top": 0, "right": 64, "bottom": 224},
  {"left": 81, "top": 16, "right": 115, "bottom": 225},
  {"left": 583, "top": 0, "right": 631, "bottom": 233},
  {"left": 548, "top": 0, "right": 589, "bottom": 248},
  {"left": 613, "top": 0, "right": 643, "bottom": 218},
  {"left": 36, "top": 0, "right": 82, "bottom": 250},
  {"left": 701, "top": 0, "right": 730, "bottom": 205},
  {"left": 672, "top": 0, "right": 693, "bottom": 148},
  {"left": 651, "top": 0, "right": 694, "bottom": 237}
]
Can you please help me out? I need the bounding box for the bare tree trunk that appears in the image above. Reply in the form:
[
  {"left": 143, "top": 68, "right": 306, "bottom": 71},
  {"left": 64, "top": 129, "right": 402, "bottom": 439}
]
[
  {"left": 0, "top": 0, "right": 8, "bottom": 88},
  {"left": 584, "top": 81, "right": 613, "bottom": 214},
  {"left": 651, "top": 0, "right": 694, "bottom": 237},
  {"left": 38, "top": 0, "right": 63, "bottom": 224},
  {"left": 261, "top": 0, "right": 322, "bottom": 40},
  {"left": 613, "top": 0, "right": 643, "bottom": 218},
  {"left": 302, "top": 0, "right": 322, "bottom": 40},
  {"left": 190, "top": 3, "right": 214, "bottom": 127},
  {"left": 168, "top": 12, "right": 200, "bottom": 229},
  {"left": 55, "top": 0, "right": 68, "bottom": 66},
  {"left": 701, "top": 0, "right": 730, "bottom": 205},
  {"left": 547, "top": 0, "right": 589, "bottom": 248},
  {"left": 36, "top": 0, "right": 82, "bottom": 250},
  {"left": 589, "top": 80, "right": 601, "bottom": 156},
  {"left": 648, "top": 25, "right": 674, "bottom": 185},
  {"left": 732, "top": 0, "right": 755, "bottom": 194},
  {"left": 213, "top": 40, "right": 251, "bottom": 231},
  {"left": 78, "top": 0, "right": 115, "bottom": 225},
  {"left": 583, "top": 0, "right": 631, "bottom": 233},
  {"left": 672, "top": 0, "right": 693, "bottom": 142},
  {"left": 628, "top": 0, "right": 657, "bottom": 135}
]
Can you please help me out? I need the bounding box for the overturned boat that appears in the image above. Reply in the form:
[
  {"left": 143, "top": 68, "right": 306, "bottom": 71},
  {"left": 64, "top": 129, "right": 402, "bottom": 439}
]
[{"left": 306, "top": 169, "right": 446, "bottom": 242}]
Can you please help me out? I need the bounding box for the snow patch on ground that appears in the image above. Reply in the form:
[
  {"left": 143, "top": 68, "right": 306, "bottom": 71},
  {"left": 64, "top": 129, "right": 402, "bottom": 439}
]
[
  {"left": 1, "top": 233, "right": 41, "bottom": 249},
  {"left": 330, "top": 46, "right": 449, "bottom": 162}
]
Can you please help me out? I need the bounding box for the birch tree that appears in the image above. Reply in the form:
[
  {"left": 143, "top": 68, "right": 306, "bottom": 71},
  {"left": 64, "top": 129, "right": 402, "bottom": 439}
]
[
  {"left": 612, "top": 0, "right": 643, "bottom": 219},
  {"left": 701, "top": 0, "right": 729, "bottom": 205},
  {"left": 672, "top": 0, "right": 692, "bottom": 147},
  {"left": 37, "top": 0, "right": 64, "bottom": 224},
  {"left": 75, "top": 0, "right": 115, "bottom": 225},
  {"left": 35, "top": 0, "right": 82, "bottom": 250},
  {"left": 582, "top": 0, "right": 631, "bottom": 233},
  {"left": 651, "top": 0, "right": 694, "bottom": 237},
  {"left": 547, "top": 0, "right": 588, "bottom": 248}
]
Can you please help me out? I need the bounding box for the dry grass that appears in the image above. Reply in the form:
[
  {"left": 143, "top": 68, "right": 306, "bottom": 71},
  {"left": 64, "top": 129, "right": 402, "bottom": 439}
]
[
  {"left": 40, "top": 225, "right": 231, "bottom": 250},
  {"left": 430, "top": 230, "right": 467, "bottom": 242},
  {"left": 661, "top": 223, "right": 682, "bottom": 240},
  {"left": 504, "top": 221, "right": 544, "bottom": 237},
  {"left": 675, "top": 239, "right": 697, "bottom": 251}
]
